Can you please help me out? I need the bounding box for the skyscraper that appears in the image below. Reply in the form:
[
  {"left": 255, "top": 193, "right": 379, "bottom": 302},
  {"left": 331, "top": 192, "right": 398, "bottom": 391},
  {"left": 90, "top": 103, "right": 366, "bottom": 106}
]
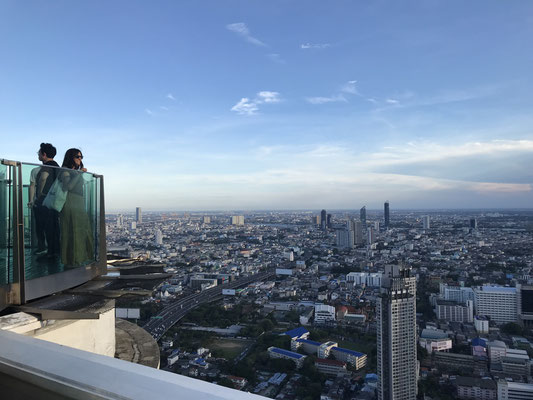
[
  {"left": 384, "top": 201, "right": 390, "bottom": 229},
  {"left": 354, "top": 221, "right": 364, "bottom": 245},
  {"left": 422, "top": 215, "right": 430, "bottom": 230},
  {"left": 360, "top": 206, "right": 367, "bottom": 228},
  {"left": 320, "top": 209, "right": 327, "bottom": 231},
  {"left": 136, "top": 207, "right": 142, "bottom": 224},
  {"left": 377, "top": 265, "right": 417, "bottom": 400}
]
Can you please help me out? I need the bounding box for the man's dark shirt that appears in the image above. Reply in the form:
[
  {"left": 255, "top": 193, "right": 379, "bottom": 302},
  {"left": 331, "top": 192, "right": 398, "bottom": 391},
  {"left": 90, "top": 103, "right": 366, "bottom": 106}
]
[{"left": 35, "top": 160, "right": 59, "bottom": 206}]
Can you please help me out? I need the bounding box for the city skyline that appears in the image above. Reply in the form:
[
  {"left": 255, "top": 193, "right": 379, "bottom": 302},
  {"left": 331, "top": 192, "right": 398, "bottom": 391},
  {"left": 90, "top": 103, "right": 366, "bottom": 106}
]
[{"left": 1, "top": 1, "right": 533, "bottom": 210}]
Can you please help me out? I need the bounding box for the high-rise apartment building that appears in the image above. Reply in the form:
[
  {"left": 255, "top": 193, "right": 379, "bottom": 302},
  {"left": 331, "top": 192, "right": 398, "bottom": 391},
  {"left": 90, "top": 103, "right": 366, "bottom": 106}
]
[
  {"left": 154, "top": 229, "right": 163, "bottom": 245},
  {"left": 136, "top": 207, "right": 142, "bottom": 224},
  {"left": 422, "top": 215, "right": 430, "bottom": 230},
  {"left": 360, "top": 206, "right": 367, "bottom": 228},
  {"left": 231, "top": 215, "right": 244, "bottom": 226},
  {"left": 474, "top": 286, "right": 517, "bottom": 324},
  {"left": 377, "top": 265, "right": 417, "bottom": 400},
  {"left": 367, "top": 227, "right": 375, "bottom": 244},
  {"left": 384, "top": 201, "right": 390, "bottom": 229},
  {"left": 354, "top": 221, "right": 364, "bottom": 245},
  {"left": 470, "top": 218, "right": 478, "bottom": 230},
  {"left": 336, "top": 220, "right": 355, "bottom": 248}
]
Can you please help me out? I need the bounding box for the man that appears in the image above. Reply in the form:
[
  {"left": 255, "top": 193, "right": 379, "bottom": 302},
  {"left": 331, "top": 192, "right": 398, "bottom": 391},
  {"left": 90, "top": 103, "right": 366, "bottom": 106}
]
[{"left": 33, "top": 143, "right": 60, "bottom": 259}]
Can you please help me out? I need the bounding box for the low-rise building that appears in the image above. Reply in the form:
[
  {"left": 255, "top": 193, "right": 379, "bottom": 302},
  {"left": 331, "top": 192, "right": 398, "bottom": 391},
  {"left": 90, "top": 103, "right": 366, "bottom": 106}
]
[
  {"left": 314, "top": 358, "right": 347, "bottom": 377},
  {"left": 497, "top": 380, "right": 533, "bottom": 400},
  {"left": 455, "top": 376, "right": 496, "bottom": 400},
  {"left": 267, "top": 347, "right": 306, "bottom": 368},
  {"left": 436, "top": 299, "right": 474, "bottom": 323},
  {"left": 330, "top": 347, "right": 367, "bottom": 370},
  {"left": 419, "top": 329, "right": 452, "bottom": 353},
  {"left": 314, "top": 304, "right": 336, "bottom": 324}
]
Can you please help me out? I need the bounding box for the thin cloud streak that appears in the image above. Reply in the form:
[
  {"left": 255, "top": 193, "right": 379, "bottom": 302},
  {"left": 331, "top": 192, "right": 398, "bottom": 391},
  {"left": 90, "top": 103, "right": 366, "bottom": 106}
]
[
  {"left": 226, "top": 22, "right": 267, "bottom": 47},
  {"left": 300, "top": 43, "right": 331, "bottom": 49},
  {"left": 305, "top": 94, "right": 347, "bottom": 104}
]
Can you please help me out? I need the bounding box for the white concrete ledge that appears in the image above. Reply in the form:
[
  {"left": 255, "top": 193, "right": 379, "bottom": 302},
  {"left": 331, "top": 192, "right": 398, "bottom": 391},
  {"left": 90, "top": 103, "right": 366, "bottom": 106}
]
[{"left": 0, "top": 330, "right": 266, "bottom": 400}]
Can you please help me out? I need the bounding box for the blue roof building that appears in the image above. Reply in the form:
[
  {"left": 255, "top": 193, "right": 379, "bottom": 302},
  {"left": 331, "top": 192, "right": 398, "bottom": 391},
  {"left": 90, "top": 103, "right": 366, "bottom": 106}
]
[
  {"left": 268, "top": 346, "right": 306, "bottom": 368},
  {"left": 282, "top": 327, "right": 309, "bottom": 340}
]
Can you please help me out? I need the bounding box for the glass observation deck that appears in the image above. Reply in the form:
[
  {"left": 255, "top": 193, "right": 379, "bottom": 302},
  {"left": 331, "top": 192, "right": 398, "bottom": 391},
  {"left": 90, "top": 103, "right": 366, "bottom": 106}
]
[{"left": 0, "top": 159, "right": 106, "bottom": 309}]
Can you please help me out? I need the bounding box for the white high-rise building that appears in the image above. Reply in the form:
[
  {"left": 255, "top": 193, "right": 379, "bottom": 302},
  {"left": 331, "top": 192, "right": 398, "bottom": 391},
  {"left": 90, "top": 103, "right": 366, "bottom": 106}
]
[
  {"left": 231, "top": 215, "right": 244, "bottom": 225},
  {"left": 474, "top": 286, "right": 518, "bottom": 324},
  {"left": 136, "top": 207, "right": 142, "bottom": 223},
  {"left": 377, "top": 265, "right": 417, "bottom": 400},
  {"left": 155, "top": 229, "right": 163, "bottom": 245},
  {"left": 422, "top": 215, "right": 430, "bottom": 230},
  {"left": 367, "top": 227, "right": 375, "bottom": 244}
]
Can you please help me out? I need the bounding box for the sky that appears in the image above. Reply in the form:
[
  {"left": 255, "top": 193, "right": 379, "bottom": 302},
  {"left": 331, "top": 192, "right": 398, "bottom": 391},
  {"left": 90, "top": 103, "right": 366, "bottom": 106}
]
[{"left": 1, "top": 0, "right": 533, "bottom": 211}]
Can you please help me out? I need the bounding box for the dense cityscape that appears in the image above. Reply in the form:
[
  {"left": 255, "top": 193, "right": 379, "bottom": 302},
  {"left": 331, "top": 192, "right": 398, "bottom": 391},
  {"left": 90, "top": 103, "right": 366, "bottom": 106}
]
[{"left": 105, "top": 206, "right": 533, "bottom": 400}]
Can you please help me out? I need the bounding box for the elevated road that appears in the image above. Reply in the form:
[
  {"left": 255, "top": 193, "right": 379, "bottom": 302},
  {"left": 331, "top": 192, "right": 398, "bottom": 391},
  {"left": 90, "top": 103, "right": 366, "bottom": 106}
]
[{"left": 143, "top": 270, "right": 274, "bottom": 340}]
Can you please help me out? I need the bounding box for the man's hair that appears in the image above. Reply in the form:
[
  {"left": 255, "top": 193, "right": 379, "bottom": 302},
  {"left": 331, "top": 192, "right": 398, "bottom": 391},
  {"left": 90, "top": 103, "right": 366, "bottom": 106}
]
[{"left": 39, "top": 143, "right": 57, "bottom": 158}]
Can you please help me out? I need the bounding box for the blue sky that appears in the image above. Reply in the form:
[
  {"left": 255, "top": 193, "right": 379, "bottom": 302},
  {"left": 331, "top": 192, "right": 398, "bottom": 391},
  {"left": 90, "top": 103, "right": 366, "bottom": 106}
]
[{"left": 1, "top": 0, "right": 533, "bottom": 211}]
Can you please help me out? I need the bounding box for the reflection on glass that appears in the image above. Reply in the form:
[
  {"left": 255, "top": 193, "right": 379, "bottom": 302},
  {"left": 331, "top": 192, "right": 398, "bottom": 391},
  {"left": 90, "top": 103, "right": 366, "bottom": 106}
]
[
  {"left": 58, "top": 169, "right": 94, "bottom": 267},
  {"left": 18, "top": 162, "right": 100, "bottom": 280}
]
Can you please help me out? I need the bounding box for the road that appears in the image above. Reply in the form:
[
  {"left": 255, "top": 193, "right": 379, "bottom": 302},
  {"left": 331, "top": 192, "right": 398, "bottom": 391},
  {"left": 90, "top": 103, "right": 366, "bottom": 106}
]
[{"left": 143, "top": 270, "right": 274, "bottom": 340}]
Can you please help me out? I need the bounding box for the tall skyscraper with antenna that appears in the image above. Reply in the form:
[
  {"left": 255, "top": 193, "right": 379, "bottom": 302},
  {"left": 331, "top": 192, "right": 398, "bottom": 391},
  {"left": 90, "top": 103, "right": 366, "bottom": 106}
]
[{"left": 384, "top": 201, "right": 390, "bottom": 229}]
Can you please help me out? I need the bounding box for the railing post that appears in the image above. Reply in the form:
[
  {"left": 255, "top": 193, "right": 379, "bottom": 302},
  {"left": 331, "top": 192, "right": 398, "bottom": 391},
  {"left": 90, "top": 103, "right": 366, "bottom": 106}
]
[
  {"left": 98, "top": 175, "right": 107, "bottom": 275},
  {"left": 10, "top": 162, "right": 25, "bottom": 304}
]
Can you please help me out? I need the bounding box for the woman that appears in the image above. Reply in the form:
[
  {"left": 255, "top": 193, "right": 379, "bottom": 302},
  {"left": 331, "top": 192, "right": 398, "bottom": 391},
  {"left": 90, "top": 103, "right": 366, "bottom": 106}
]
[{"left": 59, "top": 148, "right": 94, "bottom": 266}]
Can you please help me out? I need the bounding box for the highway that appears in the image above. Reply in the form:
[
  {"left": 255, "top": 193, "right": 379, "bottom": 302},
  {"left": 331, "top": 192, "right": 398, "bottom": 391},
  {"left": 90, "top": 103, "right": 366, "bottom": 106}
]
[{"left": 143, "top": 270, "right": 274, "bottom": 340}]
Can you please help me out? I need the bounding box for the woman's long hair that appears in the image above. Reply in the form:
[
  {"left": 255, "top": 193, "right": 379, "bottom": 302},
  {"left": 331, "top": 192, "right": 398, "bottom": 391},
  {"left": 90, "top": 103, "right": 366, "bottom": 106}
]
[{"left": 62, "top": 148, "right": 84, "bottom": 170}]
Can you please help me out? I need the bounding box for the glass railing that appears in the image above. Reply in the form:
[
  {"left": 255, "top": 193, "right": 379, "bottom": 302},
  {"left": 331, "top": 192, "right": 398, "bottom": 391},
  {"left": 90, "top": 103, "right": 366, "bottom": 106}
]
[{"left": 1, "top": 159, "right": 106, "bottom": 306}]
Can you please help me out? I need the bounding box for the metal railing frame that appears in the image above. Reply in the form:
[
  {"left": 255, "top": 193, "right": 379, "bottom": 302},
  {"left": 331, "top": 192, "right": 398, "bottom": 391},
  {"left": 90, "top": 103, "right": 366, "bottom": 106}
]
[{"left": 1, "top": 159, "right": 107, "bottom": 308}]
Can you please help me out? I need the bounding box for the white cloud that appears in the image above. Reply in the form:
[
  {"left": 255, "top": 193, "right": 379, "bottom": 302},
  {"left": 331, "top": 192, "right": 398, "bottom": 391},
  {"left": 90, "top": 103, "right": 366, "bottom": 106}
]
[
  {"left": 305, "top": 94, "right": 347, "bottom": 104},
  {"left": 341, "top": 80, "right": 358, "bottom": 95},
  {"left": 386, "top": 98, "right": 399, "bottom": 104},
  {"left": 166, "top": 93, "right": 176, "bottom": 101},
  {"left": 231, "top": 98, "right": 259, "bottom": 115},
  {"left": 257, "top": 91, "right": 280, "bottom": 103},
  {"left": 231, "top": 91, "right": 282, "bottom": 115},
  {"left": 160, "top": 106, "right": 169, "bottom": 111},
  {"left": 144, "top": 108, "right": 154, "bottom": 116},
  {"left": 300, "top": 43, "right": 331, "bottom": 49},
  {"left": 226, "top": 22, "right": 267, "bottom": 47}
]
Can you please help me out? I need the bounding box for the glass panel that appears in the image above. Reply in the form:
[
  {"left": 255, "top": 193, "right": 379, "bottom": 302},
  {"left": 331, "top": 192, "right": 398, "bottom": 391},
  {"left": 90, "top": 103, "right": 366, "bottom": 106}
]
[
  {"left": 0, "top": 163, "right": 12, "bottom": 285},
  {"left": 19, "top": 162, "right": 101, "bottom": 280}
]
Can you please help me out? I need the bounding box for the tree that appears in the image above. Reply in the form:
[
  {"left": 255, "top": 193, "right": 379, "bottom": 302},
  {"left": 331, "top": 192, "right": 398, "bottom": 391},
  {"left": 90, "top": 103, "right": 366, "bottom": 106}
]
[{"left": 501, "top": 322, "right": 523, "bottom": 336}]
